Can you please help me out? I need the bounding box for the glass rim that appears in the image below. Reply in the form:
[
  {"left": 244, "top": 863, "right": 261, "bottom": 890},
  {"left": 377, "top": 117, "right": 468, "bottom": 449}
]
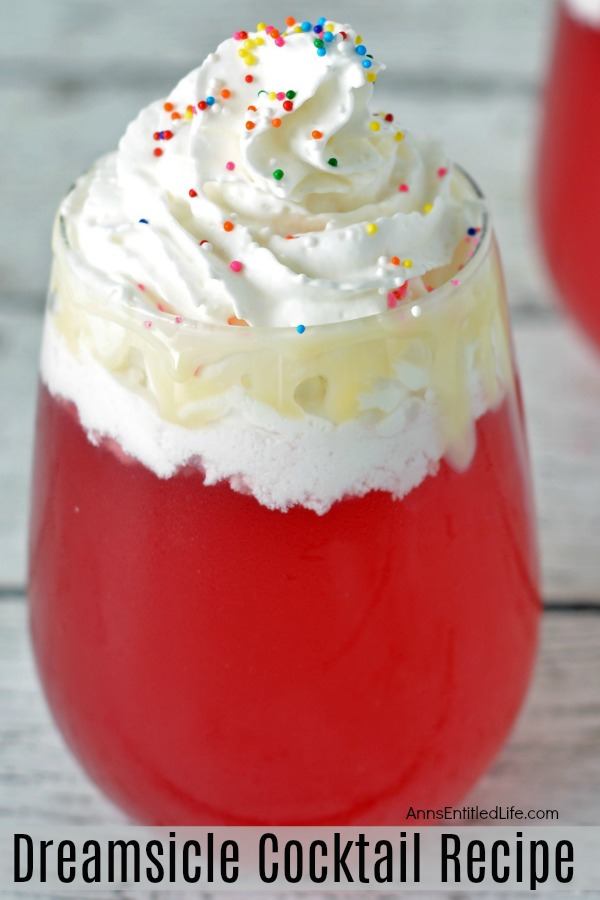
[{"left": 58, "top": 163, "right": 490, "bottom": 341}]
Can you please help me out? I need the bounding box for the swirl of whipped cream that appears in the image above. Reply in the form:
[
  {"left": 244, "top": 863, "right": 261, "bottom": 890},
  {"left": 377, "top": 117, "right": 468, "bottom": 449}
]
[{"left": 60, "top": 19, "right": 480, "bottom": 327}]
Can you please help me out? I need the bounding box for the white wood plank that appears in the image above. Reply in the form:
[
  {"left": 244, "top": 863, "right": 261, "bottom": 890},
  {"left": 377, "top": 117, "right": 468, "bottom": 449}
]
[
  {"left": 0, "top": 598, "right": 598, "bottom": 900},
  {"left": 466, "top": 610, "right": 600, "bottom": 824},
  {"left": 2, "top": 308, "right": 599, "bottom": 602},
  {"left": 515, "top": 316, "right": 600, "bottom": 602},
  {"left": 2, "top": 0, "right": 553, "bottom": 81},
  {"left": 0, "top": 311, "right": 41, "bottom": 589}
]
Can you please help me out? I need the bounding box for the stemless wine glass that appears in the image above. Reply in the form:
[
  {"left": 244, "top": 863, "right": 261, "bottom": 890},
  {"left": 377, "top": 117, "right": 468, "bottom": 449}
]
[
  {"left": 28, "top": 170, "right": 540, "bottom": 825},
  {"left": 536, "top": 0, "right": 600, "bottom": 348}
]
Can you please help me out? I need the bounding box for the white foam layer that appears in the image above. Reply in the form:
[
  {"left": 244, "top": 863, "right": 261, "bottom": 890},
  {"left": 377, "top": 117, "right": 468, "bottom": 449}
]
[
  {"left": 39, "top": 319, "right": 480, "bottom": 514},
  {"left": 565, "top": 0, "right": 600, "bottom": 24}
]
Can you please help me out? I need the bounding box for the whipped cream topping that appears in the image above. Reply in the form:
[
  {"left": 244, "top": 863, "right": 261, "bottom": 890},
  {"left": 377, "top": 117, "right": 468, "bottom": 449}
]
[
  {"left": 565, "top": 0, "right": 600, "bottom": 25},
  {"left": 60, "top": 19, "right": 480, "bottom": 327},
  {"left": 44, "top": 17, "right": 510, "bottom": 512}
]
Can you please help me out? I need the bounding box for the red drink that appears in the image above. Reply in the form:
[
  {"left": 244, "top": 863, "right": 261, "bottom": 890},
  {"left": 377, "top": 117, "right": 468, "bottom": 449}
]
[
  {"left": 29, "top": 372, "right": 538, "bottom": 824},
  {"left": 537, "top": 2, "right": 600, "bottom": 347}
]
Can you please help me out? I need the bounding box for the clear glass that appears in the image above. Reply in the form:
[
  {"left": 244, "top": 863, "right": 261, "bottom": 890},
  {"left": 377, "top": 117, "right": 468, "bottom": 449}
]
[
  {"left": 536, "top": 1, "right": 600, "bottom": 348},
  {"left": 28, "top": 172, "right": 540, "bottom": 825}
]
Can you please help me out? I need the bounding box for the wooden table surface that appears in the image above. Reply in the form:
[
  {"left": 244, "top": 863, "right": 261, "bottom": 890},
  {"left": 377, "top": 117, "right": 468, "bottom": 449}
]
[{"left": 2, "top": 2, "right": 600, "bottom": 897}]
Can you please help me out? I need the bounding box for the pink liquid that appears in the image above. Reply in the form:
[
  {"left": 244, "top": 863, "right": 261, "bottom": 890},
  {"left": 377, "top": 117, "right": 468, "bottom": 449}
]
[
  {"left": 537, "top": 3, "right": 600, "bottom": 347},
  {"left": 29, "top": 384, "right": 539, "bottom": 824}
]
